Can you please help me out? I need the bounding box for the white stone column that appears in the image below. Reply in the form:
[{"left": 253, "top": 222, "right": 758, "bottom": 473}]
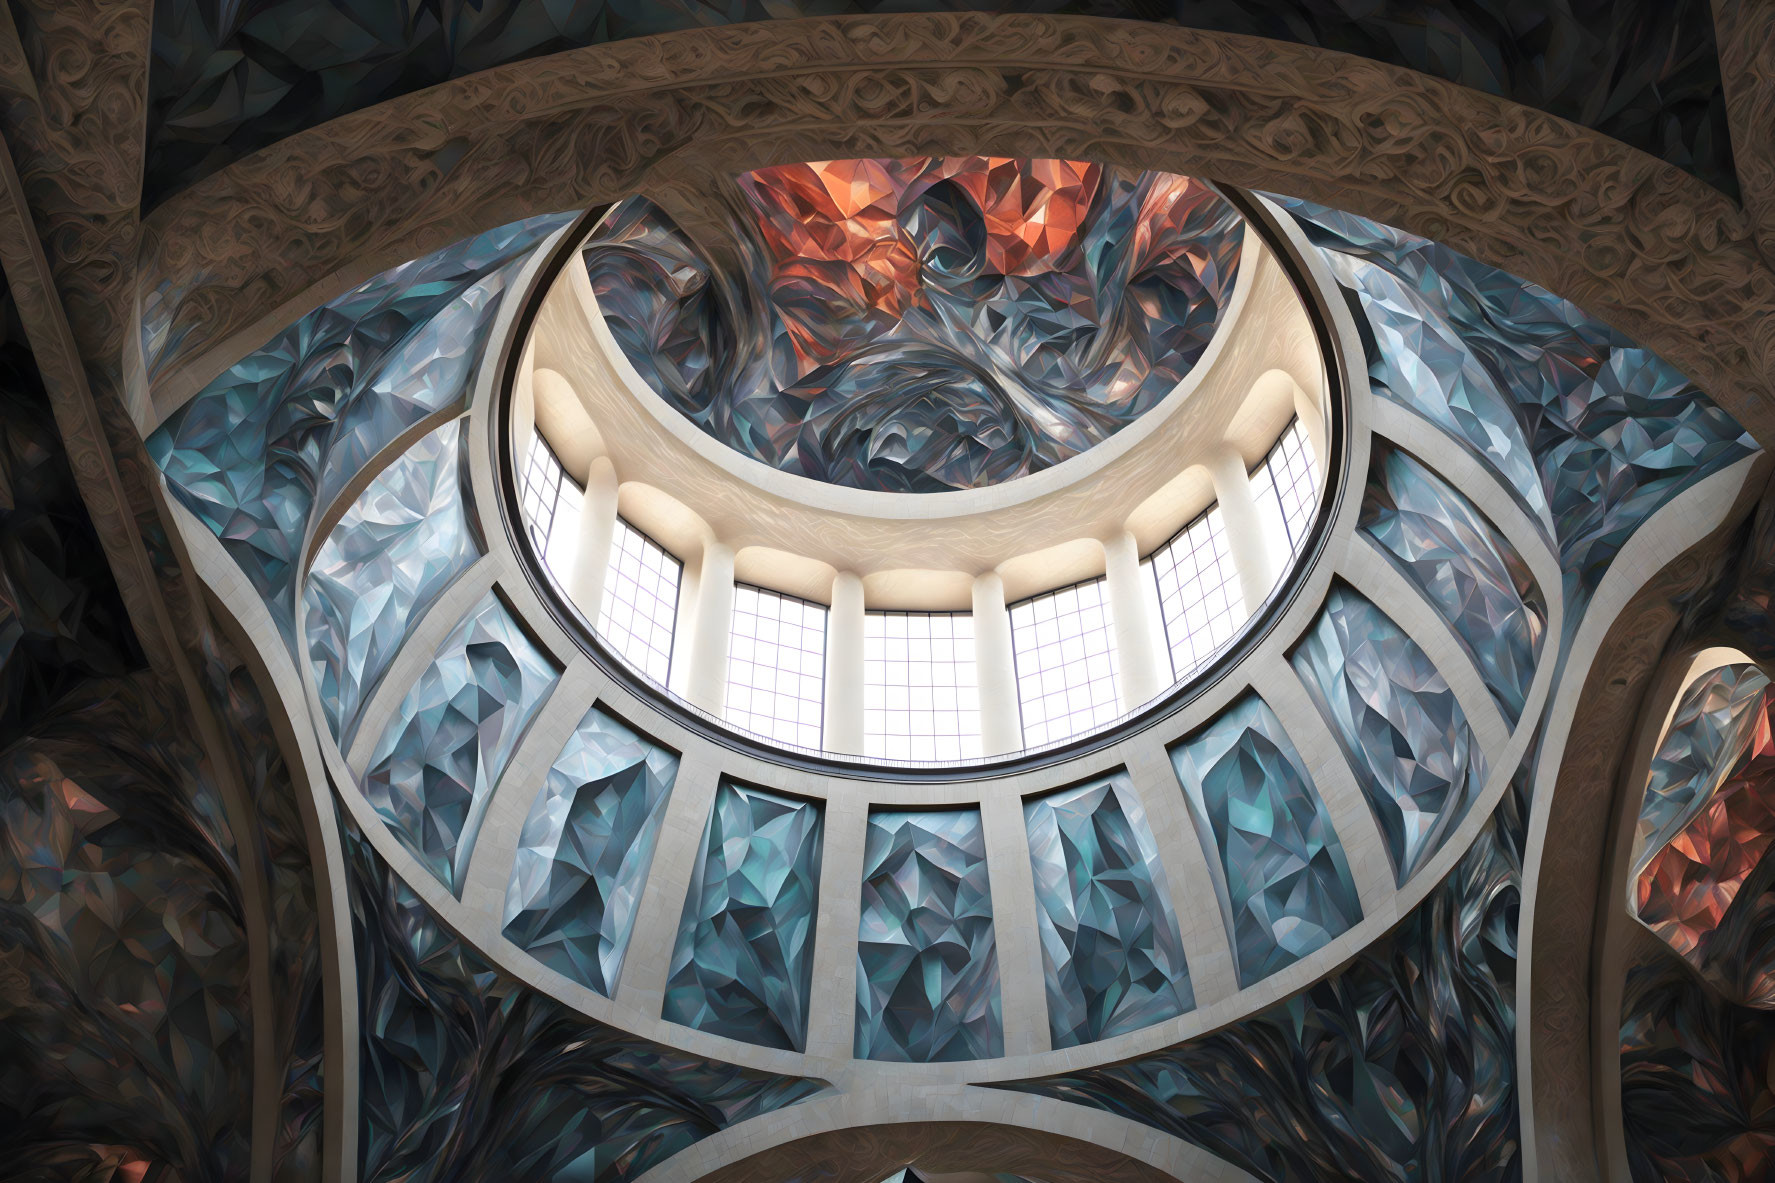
[
  {"left": 566, "top": 456, "right": 618, "bottom": 621},
  {"left": 972, "top": 571, "right": 1021, "bottom": 755},
  {"left": 1209, "top": 446, "right": 1277, "bottom": 611},
  {"left": 1102, "top": 530, "right": 1166, "bottom": 711},
  {"left": 824, "top": 571, "right": 866, "bottom": 755},
  {"left": 683, "top": 539, "right": 734, "bottom": 716}
]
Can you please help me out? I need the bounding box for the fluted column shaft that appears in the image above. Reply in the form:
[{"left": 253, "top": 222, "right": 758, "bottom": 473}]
[
  {"left": 683, "top": 539, "right": 735, "bottom": 715},
  {"left": 567, "top": 456, "right": 619, "bottom": 621},
  {"left": 1103, "top": 530, "right": 1166, "bottom": 709},
  {"left": 1209, "top": 446, "right": 1275, "bottom": 611},
  {"left": 824, "top": 572, "right": 866, "bottom": 754}
]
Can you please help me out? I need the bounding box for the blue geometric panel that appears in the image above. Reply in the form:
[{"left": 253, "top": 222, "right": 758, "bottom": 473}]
[
  {"left": 586, "top": 160, "right": 1242, "bottom": 493},
  {"left": 1361, "top": 442, "right": 1547, "bottom": 727},
  {"left": 1272, "top": 195, "right": 1755, "bottom": 623},
  {"left": 664, "top": 781, "right": 823, "bottom": 1051},
  {"left": 502, "top": 706, "right": 678, "bottom": 997},
  {"left": 1291, "top": 584, "right": 1489, "bottom": 886},
  {"left": 855, "top": 808, "right": 1003, "bottom": 1062},
  {"left": 994, "top": 767, "right": 1531, "bottom": 1181},
  {"left": 361, "top": 592, "right": 559, "bottom": 892},
  {"left": 148, "top": 213, "right": 571, "bottom": 641},
  {"left": 1170, "top": 694, "right": 1362, "bottom": 987},
  {"left": 1025, "top": 772, "right": 1193, "bottom": 1048},
  {"left": 304, "top": 418, "right": 481, "bottom": 749},
  {"left": 1633, "top": 663, "right": 1772, "bottom": 875},
  {"left": 343, "top": 815, "right": 828, "bottom": 1183}
]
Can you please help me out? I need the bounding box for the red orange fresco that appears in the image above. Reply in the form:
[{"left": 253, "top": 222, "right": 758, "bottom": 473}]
[
  {"left": 736, "top": 157, "right": 1116, "bottom": 378},
  {"left": 1636, "top": 696, "right": 1775, "bottom": 960}
]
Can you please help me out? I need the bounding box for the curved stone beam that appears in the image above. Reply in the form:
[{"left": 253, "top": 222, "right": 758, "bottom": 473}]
[
  {"left": 137, "top": 12, "right": 1775, "bottom": 442},
  {"left": 1523, "top": 458, "right": 1770, "bottom": 1180},
  {"left": 665, "top": 1119, "right": 1200, "bottom": 1183},
  {"left": 1715, "top": 0, "right": 1775, "bottom": 263}
]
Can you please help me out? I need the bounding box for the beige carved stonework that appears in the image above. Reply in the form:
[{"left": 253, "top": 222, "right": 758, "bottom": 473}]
[
  {"left": 0, "top": 7, "right": 295, "bottom": 1176},
  {"left": 136, "top": 13, "right": 1775, "bottom": 446},
  {"left": 1715, "top": 0, "right": 1775, "bottom": 264},
  {"left": 691, "top": 1121, "right": 1184, "bottom": 1183}
]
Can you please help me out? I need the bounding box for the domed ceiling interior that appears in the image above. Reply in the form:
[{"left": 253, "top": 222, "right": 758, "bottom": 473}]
[
  {"left": 4, "top": 6, "right": 1775, "bottom": 1183},
  {"left": 585, "top": 157, "right": 1243, "bottom": 492}
]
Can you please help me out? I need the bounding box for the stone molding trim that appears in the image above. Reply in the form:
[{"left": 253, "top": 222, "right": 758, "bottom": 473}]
[
  {"left": 650, "top": 1118, "right": 1207, "bottom": 1183},
  {"left": 136, "top": 12, "right": 1775, "bottom": 445},
  {"left": 1522, "top": 457, "right": 1772, "bottom": 1180}
]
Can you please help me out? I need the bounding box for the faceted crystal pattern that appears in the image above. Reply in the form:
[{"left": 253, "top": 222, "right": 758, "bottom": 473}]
[
  {"left": 148, "top": 214, "right": 570, "bottom": 640},
  {"left": 1633, "top": 664, "right": 1772, "bottom": 875},
  {"left": 664, "top": 781, "right": 823, "bottom": 1051},
  {"left": 344, "top": 817, "right": 827, "bottom": 1183},
  {"left": 586, "top": 159, "right": 1242, "bottom": 492},
  {"left": 996, "top": 773, "right": 1529, "bottom": 1181},
  {"left": 362, "top": 593, "right": 560, "bottom": 892},
  {"left": 502, "top": 706, "right": 678, "bottom": 997},
  {"left": 1170, "top": 694, "right": 1362, "bottom": 987},
  {"left": 303, "top": 418, "right": 481, "bottom": 749},
  {"left": 855, "top": 808, "right": 1003, "bottom": 1061},
  {"left": 1360, "top": 443, "right": 1547, "bottom": 726},
  {"left": 1621, "top": 948, "right": 1775, "bottom": 1181},
  {"left": 1634, "top": 666, "right": 1775, "bottom": 967},
  {"left": 1291, "top": 584, "right": 1489, "bottom": 886},
  {"left": 1274, "top": 195, "right": 1755, "bottom": 621},
  {"left": 1025, "top": 773, "right": 1194, "bottom": 1048},
  {"left": 0, "top": 675, "right": 254, "bottom": 1180}
]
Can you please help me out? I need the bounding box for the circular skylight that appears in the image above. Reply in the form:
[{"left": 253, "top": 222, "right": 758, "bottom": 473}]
[
  {"left": 510, "top": 180, "right": 1328, "bottom": 769},
  {"left": 583, "top": 157, "right": 1245, "bottom": 493}
]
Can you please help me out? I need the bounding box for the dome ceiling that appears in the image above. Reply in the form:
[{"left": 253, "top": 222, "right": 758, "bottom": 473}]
[
  {"left": 584, "top": 157, "right": 1244, "bottom": 493},
  {"left": 10, "top": 5, "right": 1775, "bottom": 1183}
]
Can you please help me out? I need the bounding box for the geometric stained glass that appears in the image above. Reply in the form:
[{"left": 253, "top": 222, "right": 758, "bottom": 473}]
[
  {"left": 1633, "top": 664, "right": 1775, "bottom": 965},
  {"left": 502, "top": 706, "right": 678, "bottom": 997},
  {"left": 1291, "top": 584, "right": 1488, "bottom": 886},
  {"left": 361, "top": 592, "right": 560, "bottom": 893},
  {"left": 344, "top": 816, "right": 828, "bottom": 1183},
  {"left": 1272, "top": 194, "right": 1754, "bottom": 624},
  {"left": 587, "top": 158, "right": 1243, "bottom": 493},
  {"left": 994, "top": 770, "right": 1529, "bottom": 1181},
  {"left": 1360, "top": 442, "right": 1547, "bottom": 727},
  {"left": 1026, "top": 772, "right": 1194, "bottom": 1047},
  {"left": 1170, "top": 693, "right": 1362, "bottom": 987},
  {"left": 1632, "top": 664, "right": 1772, "bottom": 878},
  {"left": 855, "top": 808, "right": 1002, "bottom": 1062},
  {"left": 148, "top": 214, "right": 572, "bottom": 640},
  {"left": 303, "top": 417, "right": 482, "bottom": 749},
  {"left": 664, "top": 781, "right": 823, "bottom": 1051}
]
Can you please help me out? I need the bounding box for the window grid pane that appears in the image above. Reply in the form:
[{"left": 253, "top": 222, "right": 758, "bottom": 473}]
[
  {"left": 1150, "top": 504, "right": 1247, "bottom": 684},
  {"left": 726, "top": 585, "right": 827, "bottom": 750},
  {"left": 1010, "top": 579, "right": 1120, "bottom": 749},
  {"left": 596, "top": 518, "right": 680, "bottom": 685},
  {"left": 1252, "top": 417, "right": 1319, "bottom": 554},
  {"left": 520, "top": 433, "right": 567, "bottom": 558},
  {"left": 863, "top": 612, "right": 983, "bottom": 762}
]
